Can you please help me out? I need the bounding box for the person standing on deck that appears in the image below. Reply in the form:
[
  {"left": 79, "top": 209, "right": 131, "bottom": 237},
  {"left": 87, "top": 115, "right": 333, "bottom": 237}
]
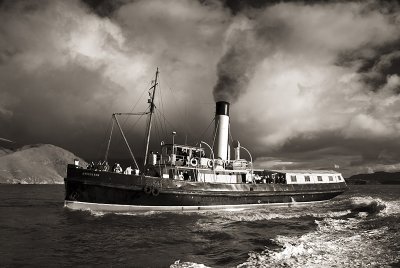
[
  {"left": 113, "top": 163, "right": 122, "bottom": 173},
  {"left": 124, "top": 166, "right": 132, "bottom": 175}
]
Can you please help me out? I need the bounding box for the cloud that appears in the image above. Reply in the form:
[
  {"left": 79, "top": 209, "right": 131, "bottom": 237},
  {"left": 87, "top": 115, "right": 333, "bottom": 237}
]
[
  {"left": 0, "top": 0, "right": 137, "bottom": 155},
  {"left": 225, "top": 1, "right": 400, "bottom": 175},
  {"left": 0, "top": 0, "right": 229, "bottom": 157},
  {"left": 1, "top": 0, "right": 400, "bottom": 176}
]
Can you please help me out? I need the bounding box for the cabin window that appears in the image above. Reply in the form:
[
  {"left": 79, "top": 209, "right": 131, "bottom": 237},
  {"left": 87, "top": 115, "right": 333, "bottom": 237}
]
[
  {"left": 317, "top": 176, "right": 323, "bottom": 181},
  {"left": 338, "top": 175, "right": 342, "bottom": 180},
  {"left": 305, "top": 175, "right": 310, "bottom": 182},
  {"left": 291, "top": 175, "right": 297, "bottom": 182},
  {"left": 329, "top": 176, "right": 333, "bottom": 181}
]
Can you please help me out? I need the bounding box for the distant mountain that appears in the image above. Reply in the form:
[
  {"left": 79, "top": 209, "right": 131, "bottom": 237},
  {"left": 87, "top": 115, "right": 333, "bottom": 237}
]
[
  {"left": 346, "top": 171, "right": 400, "bottom": 185},
  {"left": 0, "top": 144, "right": 86, "bottom": 184}
]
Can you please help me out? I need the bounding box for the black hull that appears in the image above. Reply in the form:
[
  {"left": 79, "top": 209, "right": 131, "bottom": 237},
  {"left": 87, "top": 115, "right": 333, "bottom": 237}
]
[{"left": 64, "top": 165, "right": 347, "bottom": 211}]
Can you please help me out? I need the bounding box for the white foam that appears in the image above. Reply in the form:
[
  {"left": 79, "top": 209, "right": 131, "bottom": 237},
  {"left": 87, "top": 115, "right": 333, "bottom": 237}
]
[
  {"left": 170, "top": 260, "right": 210, "bottom": 268},
  {"left": 198, "top": 207, "right": 352, "bottom": 224},
  {"left": 348, "top": 196, "right": 400, "bottom": 216},
  {"left": 70, "top": 207, "right": 165, "bottom": 217},
  {"left": 238, "top": 214, "right": 399, "bottom": 267},
  {"left": 89, "top": 210, "right": 107, "bottom": 217}
]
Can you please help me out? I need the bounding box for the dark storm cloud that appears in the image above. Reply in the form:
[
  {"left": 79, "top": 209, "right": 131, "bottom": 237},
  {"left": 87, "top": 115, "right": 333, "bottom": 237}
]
[
  {"left": 0, "top": 0, "right": 229, "bottom": 159},
  {"left": 0, "top": 0, "right": 134, "bottom": 157},
  {"left": 223, "top": 1, "right": 400, "bottom": 175},
  {"left": 1, "top": 0, "right": 400, "bottom": 175},
  {"left": 81, "top": 0, "right": 127, "bottom": 17}
]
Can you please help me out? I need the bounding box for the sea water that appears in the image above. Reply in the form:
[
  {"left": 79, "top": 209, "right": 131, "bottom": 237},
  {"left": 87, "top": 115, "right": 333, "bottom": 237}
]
[{"left": 0, "top": 184, "right": 399, "bottom": 267}]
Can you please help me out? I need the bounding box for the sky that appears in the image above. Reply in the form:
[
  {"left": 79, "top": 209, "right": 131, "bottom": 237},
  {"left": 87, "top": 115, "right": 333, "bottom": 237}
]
[{"left": 1, "top": 0, "right": 400, "bottom": 176}]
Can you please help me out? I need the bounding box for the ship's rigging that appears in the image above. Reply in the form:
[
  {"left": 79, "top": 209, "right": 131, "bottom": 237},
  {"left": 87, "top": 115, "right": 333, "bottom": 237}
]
[{"left": 100, "top": 68, "right": 218, "bottom": 171}]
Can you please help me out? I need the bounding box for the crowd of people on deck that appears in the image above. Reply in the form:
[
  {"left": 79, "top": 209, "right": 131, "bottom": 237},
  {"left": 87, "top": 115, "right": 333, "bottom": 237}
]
[
  {"left": 254, "top": 173, "right": 287, "bottom": 184},
  {"left": 87, "top": 161, "right": 136, "bottom": 175}
]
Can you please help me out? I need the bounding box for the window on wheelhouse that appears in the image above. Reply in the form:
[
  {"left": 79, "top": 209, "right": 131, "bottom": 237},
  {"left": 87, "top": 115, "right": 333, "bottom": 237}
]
[
  {"left": 329, "top": 176, "right": 333, "bottom": 181},
  {"left": 291, "top": 175, "right": 297, "bottom": 182},
  {"left": 305, "top": 175, "right": 310, "bottom": 182},
  {"left": 317, "top": 176, "right": 323, "bottom": 181}
]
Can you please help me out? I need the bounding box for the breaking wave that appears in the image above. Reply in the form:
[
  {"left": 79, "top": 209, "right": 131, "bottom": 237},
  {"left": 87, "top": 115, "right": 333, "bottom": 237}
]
[
  {"left": 238, "top": 197, "right": 400, "bottom": 267},
  {"left": 346, "top": 196, "right": 400, "bottom": 217},
  {"left": 170, "top": 260, "right": 210, "bottom": 268}
]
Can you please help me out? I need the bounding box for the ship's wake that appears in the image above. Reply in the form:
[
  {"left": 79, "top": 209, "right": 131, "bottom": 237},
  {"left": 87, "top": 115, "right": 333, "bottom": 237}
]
[
  {"left": 173, "top": 197, "right": 400, "bottom": 267},
  {"left": 237, "top": 197, "right": 400, "bottom": 268}
]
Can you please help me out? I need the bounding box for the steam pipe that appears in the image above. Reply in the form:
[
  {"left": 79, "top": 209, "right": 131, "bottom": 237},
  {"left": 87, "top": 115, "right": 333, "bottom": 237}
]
[{"left": 240, "top": 145, "right": 253, "bottom": 182}]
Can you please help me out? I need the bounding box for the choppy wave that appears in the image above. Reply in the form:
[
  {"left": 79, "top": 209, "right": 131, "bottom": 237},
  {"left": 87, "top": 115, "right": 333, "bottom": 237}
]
[
  {"left": 238, "top": 197, "right": 400, "bottom": 267},
  {"left": 209, "top": 209, "right": 352, "bottom": 223},
  {"left": 347, "top": 196, "right": 400, "bottom": 216},
  {"left": 70, "top": 195, "right": 400, "bottom": 267},
  {"left": 197, "top": 196, "right": 399, "bottom": 224},
  {"left": 67, "top": 206, "right": 169, "bottom": 217},
  {"left": 170, "top": 260, "right": 210, "bottom": 268}
]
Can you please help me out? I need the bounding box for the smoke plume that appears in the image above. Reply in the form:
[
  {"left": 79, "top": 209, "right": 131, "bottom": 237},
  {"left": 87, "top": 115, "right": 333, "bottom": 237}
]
[{"left": 213, "top": 19, "right": 259, "bottom": 103}]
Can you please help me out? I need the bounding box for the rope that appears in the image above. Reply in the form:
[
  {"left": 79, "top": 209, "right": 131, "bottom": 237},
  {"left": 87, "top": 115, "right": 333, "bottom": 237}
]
[
  {"left": 120, "top": 82, "right": 149, "bottom": 129},
  {"left": 96, "top": 116, "right": 113, "bottom": 161},
  {"left": 104, "top": 119, "right": 115, "bottom": 161},
  {"left": 228, "top": 120, "right": 234, "bottom": 149},
  {"left": 212, "top": 118, "right": 219, "bottom": 150},
  {"left": 154, "top": 88, "right": 168, "bottom": 139},
  {"left": 153, "top": 110, "right": 163, "bottom": 146},
  {"left": 155, "top": 108, "right": 178, "bottom": 134},
  {"left": 158, "top": 79, "right": 168, "bottom": 138},
  {"left": 196, "top": 117, "right": 215, "bottom": 145}
]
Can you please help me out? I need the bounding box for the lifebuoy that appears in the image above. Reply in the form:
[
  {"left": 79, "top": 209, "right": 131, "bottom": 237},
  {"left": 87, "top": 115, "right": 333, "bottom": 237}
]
[
  {"left": 151, "top": 187, "right": 160, "bottom": 196},
  {"left": 190, "top": 158, "right": 198, "bottom": 167},
  {"left": 144, "top": 185, "right": 152, "bottom": 195},
  {"left": 207, "top": 159, "right": 213, "bottom": 168}
]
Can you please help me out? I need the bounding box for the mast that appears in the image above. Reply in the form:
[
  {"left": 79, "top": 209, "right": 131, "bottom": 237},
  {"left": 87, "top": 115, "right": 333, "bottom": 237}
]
[{"left": 144, "top": 67, "right": 159, "bottom": 166}]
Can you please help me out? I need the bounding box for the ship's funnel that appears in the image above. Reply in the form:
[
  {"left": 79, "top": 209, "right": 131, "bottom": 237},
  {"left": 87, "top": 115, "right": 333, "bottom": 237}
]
[{"left": 214, "top": 101, "right": 230, "bottom": 160}]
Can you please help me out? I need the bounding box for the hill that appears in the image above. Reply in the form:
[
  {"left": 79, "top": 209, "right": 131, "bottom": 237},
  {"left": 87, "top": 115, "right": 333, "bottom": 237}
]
[
  {"left": 0, "top": 144, "right": 86, "bottom": 184},
  {"left": 346, "top": 171, "right": 400, "bottom": 185}
]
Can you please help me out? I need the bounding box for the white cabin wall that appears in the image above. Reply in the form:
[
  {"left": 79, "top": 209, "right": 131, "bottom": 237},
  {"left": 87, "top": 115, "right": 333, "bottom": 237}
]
[{"left": 286, "top": 172, "right": 342, "bottom": 184}]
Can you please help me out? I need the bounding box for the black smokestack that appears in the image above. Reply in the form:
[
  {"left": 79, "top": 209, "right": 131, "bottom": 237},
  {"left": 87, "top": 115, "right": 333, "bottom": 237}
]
[{"left": 215, "top": 101, "right": 230, "bottom": 116}]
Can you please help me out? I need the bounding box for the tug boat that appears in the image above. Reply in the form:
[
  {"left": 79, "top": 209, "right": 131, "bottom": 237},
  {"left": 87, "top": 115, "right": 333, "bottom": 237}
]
[{"left": 64, "top": 69, "right": 347, "bottom": 212}]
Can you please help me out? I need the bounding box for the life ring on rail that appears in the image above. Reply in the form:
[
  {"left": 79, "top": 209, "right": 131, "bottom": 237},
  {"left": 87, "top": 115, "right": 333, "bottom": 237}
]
[
  {"left": 207, "top": 159, "right": 214, "bottom": 168},
  {"left": 144, "top": 185, "right": 152, "bottom": 195},
  {"left": 190, "top": 158, "right": 198, "bottom": 167},
  {"left": 151, "top": 187, "right": 160, "bottom": 196}
]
